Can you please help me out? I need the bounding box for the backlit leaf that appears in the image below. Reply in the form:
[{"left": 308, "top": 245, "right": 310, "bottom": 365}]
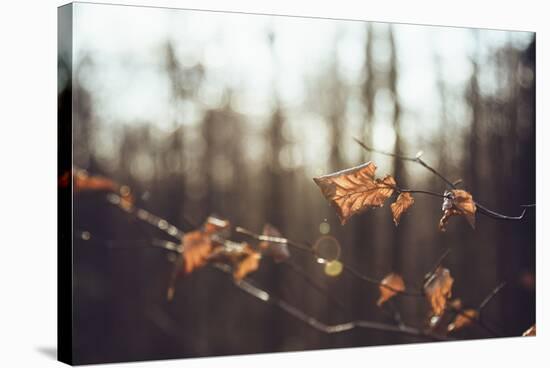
[
  {"left": 439, "top": 189, "right": 476, "bottom": 231},
  {"left": 377, "top": 273, "right": 405, "bottom": 306},
  {"left": 447, "top": 309, "right": 478, "bottom": 333},
  {"left": 233, "top": 245, "right": 262, "bottom": 281},
  {"left": 181, "top": 216, "right": 230, "bottom": 274},
  {"left": 182, "top": 230, "right": 214, "bottom": 274},
  {"left": 313, "top": 161, "right": 396, "bottom": 224},
  {"left": 424, "top": 267, "right": 454, "bottom": 316},
  {"left": 390, "top": 192, "right": 415, "bottom": 226}
]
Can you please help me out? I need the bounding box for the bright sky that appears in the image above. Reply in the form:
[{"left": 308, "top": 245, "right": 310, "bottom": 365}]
[{"left": 72, "top": 2, "right": 534, "bottom": 177}]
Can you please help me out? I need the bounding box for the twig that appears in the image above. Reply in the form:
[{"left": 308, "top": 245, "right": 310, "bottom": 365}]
[
  {"left": 353, "top": 137, "right": 456, "bottom": 189},
  {"left": 219, "top": 265, "right": 450, "bottom": 342},
  {"left": 237, "top": 226, "right": 424, "bottom": 297},
  {"left": 476, "top": 203, "right": 527, "bottom": 221},
  {"left": 446, "top": 305, "right": 499, "bottom": 337},
  {"left": 282, "top": 260, "right": 349, "bottom": 313},
  {"left": 102, "top": 186, "right": 505, "bottom": 341},
  {"left": 478, "top": 282, "right": 506, "bottom": 312},
  {"left": 354, "top": 138, "right": 535, "bottom": 222},
  {"left": 342, "top": 264, "right": 424, "bottom": 297},
  {"left": 399, "top": 189, "right": 446, "bottom": 198},
  {"left": 107, "top": 193, "right": 185, "bottom": 240},
  {"left": 424, "top": 248, "right": 452, "bottom": 282}
]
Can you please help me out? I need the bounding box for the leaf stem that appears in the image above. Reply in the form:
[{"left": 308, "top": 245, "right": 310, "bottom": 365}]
[
  {"left": 354, "top": 138, "right": 535, "bottom": 223},
  {"left": 399, "top": 189, "right": 446, "bottom": 199}
]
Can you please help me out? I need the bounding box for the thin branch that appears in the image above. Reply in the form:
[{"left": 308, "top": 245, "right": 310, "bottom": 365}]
[
  {"left": 237, "top": 226, "right": 424, "bottom": 297},
  {"left": 342, "top": 263, "right": 424, "bottom": 297},
  {"left": 424, "top": 248, "right": 452, "bottom": 282},
  {"left": 235, "top": 226, "right": 312, "bottom": 253},
  {"left": 399, "top": 189, "right": 446, "bottom": 199},
  {"left": 219, "top": 265, "right": 450, "bottom": 342},
  {"left": 446, "top": 305, "right": 499, "bottom": 337},
  {"left": 107, "top": 193, "right": 185, "bottom": 240},
  {"left": 282, "top": 260, "right": 349, "bottom": 313},
  {"left": 354, "top": 138, "right": 535, "bottom": 222},
  {"left": 354, "top": 137, "right": 456, "bottom": 188},
  {"left": 476, "top": 203, "right": 527, "bottom": 221},
  {"left": 415, "top": 157, "right": 457, "bottom": 189},
  {"left": 102, "top": 190, "right": 506, "bottom": 341},
  {"left": 478, "top": 282, "right": 506, "bottom": 312}
]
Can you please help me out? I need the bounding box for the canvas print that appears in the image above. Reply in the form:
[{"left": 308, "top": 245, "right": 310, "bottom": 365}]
[{"left": 58, "top": 2, "right": 536, "bottom": 365}]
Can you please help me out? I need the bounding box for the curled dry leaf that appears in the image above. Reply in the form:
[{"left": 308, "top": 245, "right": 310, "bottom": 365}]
[
  {"left": 313, "top": 161, "right": 396, "bottom": 224},
  {"left": 73, "top": 168, "right": 134, "bottom": 209},
  {"left": 424, "top": 267, "right": 454, "bottom": 316},
  {"left": 74, "top": 168, "right": 118, "bottom": 192},
  {"left": 447, "top": 309, "right": 478, "bottom": 333},
  {"left": 181, "top": 216, "right": 230, "bottom": 275},
  {"left": 390, "top": 192, "right": 415, "bottom": 226},
  {"left": 522, "top": 324, "right": 536, "bottom": 336},
  {"left": 233, "top": 245, "right": 262, "bottom": 281},
  {"left": 439, "top": 189, "right": 476, "bottom": 232},
  {"left": 181, "top": 230, "right": 214, "bottom": 274},
  {"left": 377, "top": 273, "right": 405, "bottom": 306},
  {"left": 258, "top": 224, "right": 290, "bottom": 263}
]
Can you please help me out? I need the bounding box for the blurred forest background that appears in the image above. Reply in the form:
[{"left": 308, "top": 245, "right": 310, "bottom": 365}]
[{"left": 58, "top": 3, "right": 535, "bottom": 364}]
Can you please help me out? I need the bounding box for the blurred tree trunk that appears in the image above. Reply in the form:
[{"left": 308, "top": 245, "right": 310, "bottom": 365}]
[{"left": 388, "top": 27, "right": 405, "bottom": 272}]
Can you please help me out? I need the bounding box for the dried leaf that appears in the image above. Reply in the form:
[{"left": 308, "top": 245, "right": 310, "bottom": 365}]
[
  {"left": 233, "top": 245, "right": 262, "bottom": 281},
  {"left": 522, "top": 324, "right": 536, "bottom": 336},
  {"left": 182, "top": 230, "right": 214, "bottom": 274},
  {"left": 73, "top": 168, "right": 134, "bottom": 208},
  {"left": 259, "top": 224, "right": 290, "bottom": 263},
  {"left": 447, "top": 309, "right": 478, "bottom": 333},
  {"left": 74, "top": 169, "right": 118, "bottom": 193},
  {"left": 390, "top": 192, "right": 415, "bottom": 226},
  {"left": 181, "top": 216, "right": 230, "bottom": 274},
  {"left": 439, "top": 189, "right": 476, "bottom": 231},
  {"left": 424, "top": 267, "right": 454, "bottom": 316},
  {"left": 313, "top": 161, "right": 396, "bottom": 224},
  {"left": 377, "top": 273, "right": 405, "bottom": 306}
]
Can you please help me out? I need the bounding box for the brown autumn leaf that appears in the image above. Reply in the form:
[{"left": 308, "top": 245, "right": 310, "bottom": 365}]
[
  {"left": 439, "top": 189, "right": 476, "bottom": 232},
  {"left": 313, "top": 161, "right": 396, "bottom": 224},
  {"left": 233, "top": 245, "right": 262, "bottom": 281},
  {"left": 181, "top": 216, "right": 230, "bottom": 275},
  {"left": 377, "top": 273, "right": 405, "bottom": 306},
  {"left": 447, "top": 309, "right": 479, "bottom": 333},
  {"left": 181, "top": 230, "right": 214, "bottom": 274},
  {"left": 259, "top": 224, "right": 290, "bottom": 263},
  {"left": 390, "top": 192, "right": 415, "bottom": 226},
  {"left": 73, "top": 168, "right": 134, "bottom": 209},
  {"left": 424, "top": 267, "right": 454, "bottom": 316},
  {"left": 522, "top": 324, "right": 536, "bottom": 336},
  {"left": 74, "top": 169, "right": 118, "bottom": 193}
]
